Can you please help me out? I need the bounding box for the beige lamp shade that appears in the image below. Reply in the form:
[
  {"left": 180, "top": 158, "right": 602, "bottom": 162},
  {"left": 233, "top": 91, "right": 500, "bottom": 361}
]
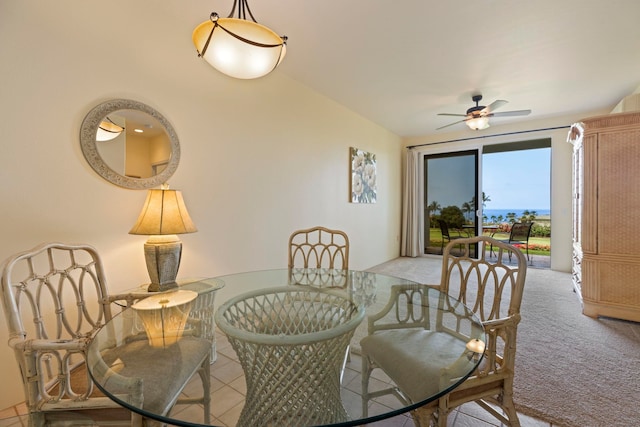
[
  {"left": 193, "top": 14, "right": 287, "bottom": 79},
  {"left": 132, "top": 290, "right": 198, "bottom": 348},
  {"left": 129, "top": 189, "right": 197, "bottom": 236}
]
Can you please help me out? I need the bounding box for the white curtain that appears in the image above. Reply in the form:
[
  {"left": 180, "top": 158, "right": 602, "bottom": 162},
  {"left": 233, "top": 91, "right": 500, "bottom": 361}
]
[{"left": 400, "top": 149, "right": 422, "bottom": 257}]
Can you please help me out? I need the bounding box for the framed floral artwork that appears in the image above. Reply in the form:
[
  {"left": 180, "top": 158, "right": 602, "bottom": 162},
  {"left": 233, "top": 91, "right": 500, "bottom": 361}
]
[{"left": 350, "top": 147, "right": 377, "bottom": 203}]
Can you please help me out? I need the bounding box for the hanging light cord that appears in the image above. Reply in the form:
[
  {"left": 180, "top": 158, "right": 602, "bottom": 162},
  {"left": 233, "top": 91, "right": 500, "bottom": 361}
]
[{"left": 228, "top": 0, "right": 257, "bottom": 22}]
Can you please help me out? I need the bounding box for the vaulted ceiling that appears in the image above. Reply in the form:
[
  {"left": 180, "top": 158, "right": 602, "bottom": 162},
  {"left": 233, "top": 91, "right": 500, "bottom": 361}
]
[{"left": 165, "top": 1, "right": 640, "bottom": 136}]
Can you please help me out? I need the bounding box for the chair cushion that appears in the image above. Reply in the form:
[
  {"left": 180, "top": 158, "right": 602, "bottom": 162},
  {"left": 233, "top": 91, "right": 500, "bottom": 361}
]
[
  {"left": 360, "top": 329, "right": 467, "bottom": 402},
  {"left": 100, "top": 336, "right": 210, "bottom": 415}
]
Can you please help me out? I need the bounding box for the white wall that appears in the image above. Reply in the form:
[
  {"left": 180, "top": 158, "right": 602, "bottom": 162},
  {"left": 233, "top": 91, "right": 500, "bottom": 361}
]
[{"left": 0, "top": 2, "right": 402, "bottom": 408}]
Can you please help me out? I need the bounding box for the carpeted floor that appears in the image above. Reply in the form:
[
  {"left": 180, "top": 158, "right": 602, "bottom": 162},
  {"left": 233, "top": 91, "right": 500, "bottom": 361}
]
[{"left": 366, "top": 256, "right": 640, "bottom": 427}]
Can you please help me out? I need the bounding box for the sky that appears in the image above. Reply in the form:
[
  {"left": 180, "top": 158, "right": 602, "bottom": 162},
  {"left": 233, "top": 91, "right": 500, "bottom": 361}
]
[
  {"left": 426, "top": 147, "right": 551, "bottom": 212},
  {"left": 482, "top": 148, "right": 551, "bottom": 210}
]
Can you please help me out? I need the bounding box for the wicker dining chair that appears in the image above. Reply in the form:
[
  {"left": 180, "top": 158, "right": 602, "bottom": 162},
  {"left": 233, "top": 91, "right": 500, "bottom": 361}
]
[
  {"left": 288, "top": 226, "right": 350, "bottom": 289},
  {"left": 288, "top": 226, "right": 350, "bottom": 271},
  {"left": 361, "top": 236, "right": 527, "bottom": 427},
  {"left": 0, "top": 242, "right": 210, "bottom": 427}
]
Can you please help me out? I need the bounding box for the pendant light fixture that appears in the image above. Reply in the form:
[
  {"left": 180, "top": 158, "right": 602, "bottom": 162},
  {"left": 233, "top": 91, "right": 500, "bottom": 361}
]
[
  {"left": 192, "top": 0, "right": 287, "bottom": 80},
  {"left": 96, "top": 117, "right": 125, "bottom": 141}
]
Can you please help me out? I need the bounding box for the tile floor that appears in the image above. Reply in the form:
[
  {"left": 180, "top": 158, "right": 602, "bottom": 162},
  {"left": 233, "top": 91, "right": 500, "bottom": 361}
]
[{"left": 0, "top": 331, "right": 555, "bottom": 426}]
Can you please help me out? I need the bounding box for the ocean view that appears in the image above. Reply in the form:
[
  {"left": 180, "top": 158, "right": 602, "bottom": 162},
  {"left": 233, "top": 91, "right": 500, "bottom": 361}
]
[{"left": 483, "top": 208, "right": 550, "bottom": 219}]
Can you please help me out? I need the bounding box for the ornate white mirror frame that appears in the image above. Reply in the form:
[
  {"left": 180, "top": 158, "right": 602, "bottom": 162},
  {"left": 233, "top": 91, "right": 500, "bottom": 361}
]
[{"left": 80, "top": 99, "right": 180, "bottom": 189}]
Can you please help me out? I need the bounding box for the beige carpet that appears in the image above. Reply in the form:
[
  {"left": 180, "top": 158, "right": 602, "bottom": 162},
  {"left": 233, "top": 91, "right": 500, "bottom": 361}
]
[{"left": 366, "top": 256, "right": 640, "bottom": 427}]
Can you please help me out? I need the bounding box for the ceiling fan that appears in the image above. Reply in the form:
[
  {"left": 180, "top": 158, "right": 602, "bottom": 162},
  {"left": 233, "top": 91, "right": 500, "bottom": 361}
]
[{"left": 437, "top": 94, "right": 531, "bottom": 130}]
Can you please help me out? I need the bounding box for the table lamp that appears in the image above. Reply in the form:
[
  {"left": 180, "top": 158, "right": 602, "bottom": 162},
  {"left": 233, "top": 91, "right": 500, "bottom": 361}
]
[
  {"left": 132, "top": 290, "right": 198, "bottom": 348},
  {"left": 129, "top": 188, "right": 197, "bottom": 291}
]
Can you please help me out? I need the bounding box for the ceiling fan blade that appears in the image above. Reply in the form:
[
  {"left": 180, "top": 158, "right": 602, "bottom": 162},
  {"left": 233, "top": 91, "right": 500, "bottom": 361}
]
[
  {"left": 437, "top": 113, "right": 468, "bottom": 117},
  {"left": 436, "top": 119, "right": 467, "bottom": 130},
  {"left": 481, "top": 99, "right": 508, "bottom": 114},
  {"left": 489, "top": 109, "right": 532, "bottom": 117}
]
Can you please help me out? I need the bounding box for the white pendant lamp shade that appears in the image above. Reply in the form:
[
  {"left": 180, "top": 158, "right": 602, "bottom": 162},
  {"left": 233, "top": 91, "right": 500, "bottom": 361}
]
[
  {"left": 96, "top": 117, "right": 124, "bottom": 141},
  {"left": 466, "top": 116, "right": 490, "bottom": 130},
  {"left": 193, "top": 9, "right": 287, "bottom": 80}
]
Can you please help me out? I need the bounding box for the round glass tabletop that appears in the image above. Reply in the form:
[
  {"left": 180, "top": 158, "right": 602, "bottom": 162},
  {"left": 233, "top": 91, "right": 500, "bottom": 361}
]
[{"left": 87, "top": 269, "right": 485, "bottom": 426}]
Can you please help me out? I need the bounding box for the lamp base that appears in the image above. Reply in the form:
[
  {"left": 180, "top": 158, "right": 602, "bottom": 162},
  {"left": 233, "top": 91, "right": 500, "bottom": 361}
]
[{"left": 144, "top": 235, "right": 182, "bottom": 292}]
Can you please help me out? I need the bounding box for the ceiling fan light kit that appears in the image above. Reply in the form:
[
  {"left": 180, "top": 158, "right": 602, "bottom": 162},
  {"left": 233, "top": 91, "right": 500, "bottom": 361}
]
[
  {"left": 437, "top": 94, "right": 531, "bottom": 131},
  {"left": 466, "top": 116, "right": 490, "bottom": 130},
  {"left": 193, "top": 0, "right": 287, "bottom": 79}
]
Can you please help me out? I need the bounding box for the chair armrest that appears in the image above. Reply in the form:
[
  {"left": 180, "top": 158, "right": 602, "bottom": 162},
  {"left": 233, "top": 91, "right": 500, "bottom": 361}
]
[
  {"left": 107, "top": 292, "right": 151, "bottom": 310},
  {"left": 88, "top": 343, "right": 144, "bottom": 407},
  {"left": 481, "top": 313, "right": 520, "bottom": 331},
  {"left": 9, "top": 337, "right": 90, "bottom": 352},
  {"left": 477, "top": 313, "right": 521, "bottom": 375}
]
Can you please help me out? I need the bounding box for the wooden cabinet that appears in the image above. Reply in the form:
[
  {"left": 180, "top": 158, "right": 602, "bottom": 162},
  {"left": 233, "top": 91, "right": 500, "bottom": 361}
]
[{"left": 568, "top": 111, "right": 640, "bottom": 322}]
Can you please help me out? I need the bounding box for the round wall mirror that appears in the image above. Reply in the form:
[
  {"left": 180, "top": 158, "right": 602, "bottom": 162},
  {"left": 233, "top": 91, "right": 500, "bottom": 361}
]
[{"left": 80, "top": 99, "right": 180, "bottom": 189}]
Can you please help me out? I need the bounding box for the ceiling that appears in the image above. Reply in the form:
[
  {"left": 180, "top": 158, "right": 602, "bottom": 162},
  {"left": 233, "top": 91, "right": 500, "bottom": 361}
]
[{"left": 172, "top": 1, "right": 640, "bottom": 137}]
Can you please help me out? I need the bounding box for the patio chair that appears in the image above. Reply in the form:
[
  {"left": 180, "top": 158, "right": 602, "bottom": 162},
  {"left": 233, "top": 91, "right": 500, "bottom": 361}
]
[
  {"left": 438, "top": 219, "right": 465, "bottom": 254},
  {"left": 361, "top": 236, "right": 527, "bottom": 427},
  {"left": 499, "top": 222, "right": 534, "bottom": 263}
]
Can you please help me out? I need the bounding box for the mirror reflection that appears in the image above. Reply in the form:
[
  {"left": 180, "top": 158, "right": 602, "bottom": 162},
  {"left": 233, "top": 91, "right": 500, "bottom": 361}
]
[
  {"left": 95, "top": 110, "right": 171, "bottom": 179},
  {"left": 80, "top": 99, "right": 180, "bottom": 190}
]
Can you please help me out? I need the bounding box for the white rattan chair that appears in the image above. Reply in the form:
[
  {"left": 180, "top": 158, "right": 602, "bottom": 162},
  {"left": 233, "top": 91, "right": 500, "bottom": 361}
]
[
  {"left": 361, "top": 236, "right": 527, "bottom": 427},
  {"left": 0, "top": 242, "right": 210, "bottom": 426},
  {"left": 215, "top": 286, "right": 364, "bottom": 426}
]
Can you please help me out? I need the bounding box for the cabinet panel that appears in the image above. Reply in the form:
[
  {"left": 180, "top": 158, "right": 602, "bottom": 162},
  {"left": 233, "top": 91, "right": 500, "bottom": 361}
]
[
  {"left": 581, "top": 134, "right": 598, "bottom": 254},
  {"left": 597, "top": 130, "right": 640, "bottom": 255},
  {"left": 598, "top": 260, "right": 640, "bottom": 305}
]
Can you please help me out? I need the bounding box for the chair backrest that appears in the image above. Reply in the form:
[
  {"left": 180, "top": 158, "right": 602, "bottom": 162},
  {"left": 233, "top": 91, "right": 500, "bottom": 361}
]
[
  {"left": 509, "top": 222, "right": 533, "bottom": 243},
  {"left": 439, "top": 236, "right": 526, "bottom": 378},
  {"left": 0, "top": 242, "right": 115, "bottom": 410},
  {"left": 288, "top": 226, "right": 349, "bottom": 270},
  {"left": 440, "top": 235, "right": 526, "bottom": 324}
]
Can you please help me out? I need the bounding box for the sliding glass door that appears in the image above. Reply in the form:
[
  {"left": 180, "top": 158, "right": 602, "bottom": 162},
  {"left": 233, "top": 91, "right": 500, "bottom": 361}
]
[{"left": 424, "top": 150, "right": 479, "bottom": 255}]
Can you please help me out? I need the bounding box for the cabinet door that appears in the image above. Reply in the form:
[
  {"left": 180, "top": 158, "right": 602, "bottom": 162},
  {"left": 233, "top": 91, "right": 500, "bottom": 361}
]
[{"left": 597, "top": 129, "right": 640, "bottom": 256}]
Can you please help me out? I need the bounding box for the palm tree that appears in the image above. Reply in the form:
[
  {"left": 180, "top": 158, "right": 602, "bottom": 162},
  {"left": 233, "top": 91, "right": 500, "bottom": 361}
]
[
  {"left": 427, "top": 200, "right": 441, "bottom": 215},
  {"left": 519, "top": 210, "right": 537, "bottom": 222},
  {"left": 482, "top": 192, "right": 491, "bottom": 208},
  {"left": 461, "top": 202, "right": 473, "bottom": 221},
  {"left": 427, "top": 200, "right": 441, "bottom": 228}
]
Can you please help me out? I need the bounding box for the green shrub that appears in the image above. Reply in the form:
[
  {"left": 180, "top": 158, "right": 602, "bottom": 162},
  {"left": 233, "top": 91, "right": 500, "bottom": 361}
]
[{"left": 530, "top": 223, "right": 551, "bottom": 237}]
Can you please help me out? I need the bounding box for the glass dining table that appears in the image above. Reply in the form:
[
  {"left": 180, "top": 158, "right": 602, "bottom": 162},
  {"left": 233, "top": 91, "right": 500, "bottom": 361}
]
[{"left": 87, "top": 268, "right": 485, "bottom": 427}]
